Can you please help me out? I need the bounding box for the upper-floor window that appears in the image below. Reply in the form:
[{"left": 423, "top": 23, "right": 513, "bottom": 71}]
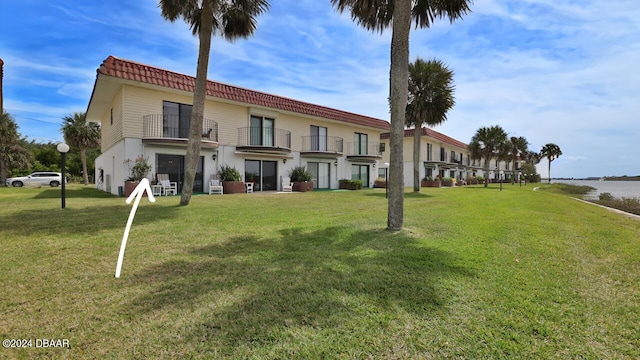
[
  {"left": 311, "top": 125, "right": 327, "bottom": 151},
  {"left": 427, "top": 143, "right": 433, "bottom": 161},
  {"left": 250, "top": 115, "right": 275, "bottom": 146},
  {"left": 440, "top": 147, "right": 446, "bottom": 162},
  {"left": 354, "top": 133, "right": 368, "bottom": 155},
  {"left": 163, "top": 101, "right": 192, "bottom": 138},
  {"left": 451, "top": 151, "right": 456, "bottom": 163}
]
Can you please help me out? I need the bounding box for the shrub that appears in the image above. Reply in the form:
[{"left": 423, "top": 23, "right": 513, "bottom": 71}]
[
  {"left": 476, "top": 176, "right": 485, "bottom": 182},
  {"left": 218, "top": 164, "right": 242, "bottom": 182},
  {"left": 339, "top": 179, "right": 363, "bottom": 190},
  {"left": 599, "top": 192, "right": 614, "bottom": 201},
  {"left": 289, "top": 166, "right": 312, "bottom": 182}
]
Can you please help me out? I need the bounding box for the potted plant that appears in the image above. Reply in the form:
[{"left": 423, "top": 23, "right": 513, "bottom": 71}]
[
  {"left": 289, "top": 166, "right": 314, "bottom": 192},
  {"left": 123, "top": 156, "right": 151, "bottom": 196},
  {"left": 374, "top": 177, "right": 386, "bottom": 188},
  {"left": 441, "top": 177, "right": 454, "bottom": 187},
  {"left": 421, "top": 176, "right": 441, "bottom": 188},
  {"left": 219, "top": 164, "right": 245, "bottom": 194}
]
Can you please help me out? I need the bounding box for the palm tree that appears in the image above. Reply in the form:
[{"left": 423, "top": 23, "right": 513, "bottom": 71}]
[
  {"left": 469, "top": 125, "right": 508, "bottom": 188},
  {"left": 61, "top": 112, "right": 101, "bottom": 185},
  {"left": 331, "top": 0, "right": 471, "bottom": 230},
  {"left": 159, "top": 0, "right": 270, "bottom": 206},
  {"left": 0, "top": 111, "right": 31, "bottom": 185},
  {"left": 540, "top": 143, "right": 562, "bottom": 183},
  {"left": 509, "top": 136, "right": 528, "bottom": 184},
  {"left": 406, "top": 58, "right": 455, "bottom": 192}
]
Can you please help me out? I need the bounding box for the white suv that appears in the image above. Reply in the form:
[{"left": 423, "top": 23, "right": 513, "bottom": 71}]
[{"left": 6, "top": 172, "right": 65, "bottom": 187}]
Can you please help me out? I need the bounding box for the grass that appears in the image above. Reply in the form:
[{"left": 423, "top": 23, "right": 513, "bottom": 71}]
[{"left": 1, "top": 183, "right": 639, "bottom": 359}]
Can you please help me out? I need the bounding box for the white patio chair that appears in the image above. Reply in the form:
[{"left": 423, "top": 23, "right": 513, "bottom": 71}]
[
  {"left": 282, "top": 176, "right": 293, "bottom": 192},
  {"left": 157, "top": 174, "right": 177, "bottom": 196},
  {"left": 209, "top": 178, "right": 223, "bottom": 195}
]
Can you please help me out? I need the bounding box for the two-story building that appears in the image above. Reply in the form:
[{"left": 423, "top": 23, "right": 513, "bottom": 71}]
[
  {"left": 86, "top": 56, "right": 390, "bottom": 194},
  {"left": 379, "top": 128, "right": 481, "bottom": 187}
]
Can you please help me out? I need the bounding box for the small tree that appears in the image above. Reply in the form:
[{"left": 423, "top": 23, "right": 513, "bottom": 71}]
[
  {"left": 0, "top": 112, "right": 31, "bottom": 185},
  {"left": 406, "top": 58, "right": 455, "bottom": 192},
  {"left": 61, "top": 112, "right": 100, "bottom": 185},
  {"left": 540, "top": 143, "right": 562, "bottom": 183},
  {"left": 469, "top": 125, "right": 508, "bottom": 188}
]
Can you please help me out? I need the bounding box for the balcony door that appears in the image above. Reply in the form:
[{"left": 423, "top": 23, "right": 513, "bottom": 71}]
[
  {"left": 156, "top": 154, "right": 204, "bottom": 193},
  {"left": 250, "top": 115, "right": 274, "bottom": 146},
  {"left": 163, "top": 101, "right": 192, "bottom": 138},
  {"left": 310, "top": 126, "right": 327, "bottom": 151},
  {"left": 354, "top": 133, "right": 368, "bottom": 155}
]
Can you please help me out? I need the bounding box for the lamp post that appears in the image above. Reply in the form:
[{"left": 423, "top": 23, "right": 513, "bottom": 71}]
[
  {"left": 384, "top": 162, "right": 390, "bottom": 199},
  {"left": 57, "top": 143, "right": 70, "bottom": 209}
]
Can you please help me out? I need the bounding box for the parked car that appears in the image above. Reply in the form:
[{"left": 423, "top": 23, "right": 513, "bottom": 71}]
[{"left": 6, "top": 172, "right": 65, "bottom": 187}]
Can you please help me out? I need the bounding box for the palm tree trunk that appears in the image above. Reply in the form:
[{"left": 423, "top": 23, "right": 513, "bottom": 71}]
[
  {"left": 81, "top": 148, "right": 89, "bottom": 185},
  {"left": 484, "top": 158, "right": 489, "bottom": 188},
  {"left": 180, "top": 1, "right": 213, "bottom": 206},
  {"left": 413, "top": 126, "right": 420, "bottom": 192},
  {"left": 0, "top": 158, "right": 7, "bottom": 186},
  {"left": 387, "top": 0, "right": 411, "bottom": 231},
  {"left": 548, "top": 159, "right": 551, "bottom": 184}
]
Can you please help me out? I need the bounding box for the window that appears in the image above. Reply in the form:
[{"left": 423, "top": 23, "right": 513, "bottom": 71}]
[
  {"left": 250, "top": 115, "right": 275, "bottom": 146},
  {"left": 451, "top": 151, "right": 456, "bottom": 163},
  {"left": 354, "top": 133, "right": 368, "bottom": 155},
  {"left": 425, "top": 167, "right": 433, "bottom": 178},
  {"left": 427, "top": 144, "right": 433, "bottom": 161},
  {"left": 440, "top": 147, "right": 446, "bottom": 162},
  {"left": 163, "top": 101, "right": 192, "bottom": 138},
  {"left": 310, "top": 126, "right": 327, "bottom": 151}
]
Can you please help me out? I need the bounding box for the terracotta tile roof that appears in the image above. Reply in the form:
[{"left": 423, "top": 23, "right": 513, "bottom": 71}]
[
  {"left": 98, "top": 56, "right": 391, "bottom": 131},
  {"left": 380, "top": 127, "right": 469, "bottom": 150}
]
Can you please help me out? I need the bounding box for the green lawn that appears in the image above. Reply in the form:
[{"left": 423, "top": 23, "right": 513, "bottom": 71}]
[{"left": 1, "top": 184, "right": 638, "bottom": 359}]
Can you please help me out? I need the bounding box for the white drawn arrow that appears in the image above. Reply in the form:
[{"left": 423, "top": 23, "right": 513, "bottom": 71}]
[{"left": 115, "top": 178, "right": 156, "bottom": 278}]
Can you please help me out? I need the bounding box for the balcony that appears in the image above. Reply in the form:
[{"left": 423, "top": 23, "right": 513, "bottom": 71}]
[
  {"left": 142, "top": 114, "right": 219, "bottom": 148},
  {"left": 236, "top": 127, "right": 291, "bottom": 153},
  {"left": 424, "top": 151, "right": 463, "bottom": 169},
  {"left": 346, "top": 142, "right": 382, "bottom": 161},
  {"left": 301, "top": 136, "right": 343, "bottom": 157}
]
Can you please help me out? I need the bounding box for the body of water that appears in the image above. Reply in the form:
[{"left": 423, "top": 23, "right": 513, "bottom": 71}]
[{"left": 552, "top": 180, "right": 640, "bottom": 200}]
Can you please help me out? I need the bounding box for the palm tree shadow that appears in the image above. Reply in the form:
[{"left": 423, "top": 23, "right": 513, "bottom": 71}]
[
  {"left": 125, "top": 226, "right": 473, "bottom": 347},
  {"left": 0, "top": 203, "right": 180, "bottom": 236}
]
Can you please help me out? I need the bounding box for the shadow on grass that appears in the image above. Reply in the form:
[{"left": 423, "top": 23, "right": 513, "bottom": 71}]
[
  {"left": 33, "top": 187, "right": 117, "bottom": 199},
  {"left": 0, "top": 203, "right": 180, "bottom": 236},
  {"left": 125, "top": 226, "right": 473, "bottom": 348},
  {"left": 364, "top": 191, "right": 433, "bottom": 198}
]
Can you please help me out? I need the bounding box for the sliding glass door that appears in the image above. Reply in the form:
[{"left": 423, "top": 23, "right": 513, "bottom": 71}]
[
  {"left": 156, "top": 154, "right": 204, "bottom": 193},
  {"left": 308, "top": 162, "right": 330, "bottom": 189},
  {"left": 244, "top": 160, "right": 277, "bottom": 191}
]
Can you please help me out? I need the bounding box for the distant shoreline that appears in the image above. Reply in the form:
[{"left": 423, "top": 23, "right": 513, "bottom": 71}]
[{"left": 550, "top": 177, "right": 640, "bottom": 181}]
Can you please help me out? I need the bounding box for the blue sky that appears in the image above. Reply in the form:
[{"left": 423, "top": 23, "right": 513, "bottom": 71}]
[{"left": 2, "top": 0, "right": 639, "bottom": 178}]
